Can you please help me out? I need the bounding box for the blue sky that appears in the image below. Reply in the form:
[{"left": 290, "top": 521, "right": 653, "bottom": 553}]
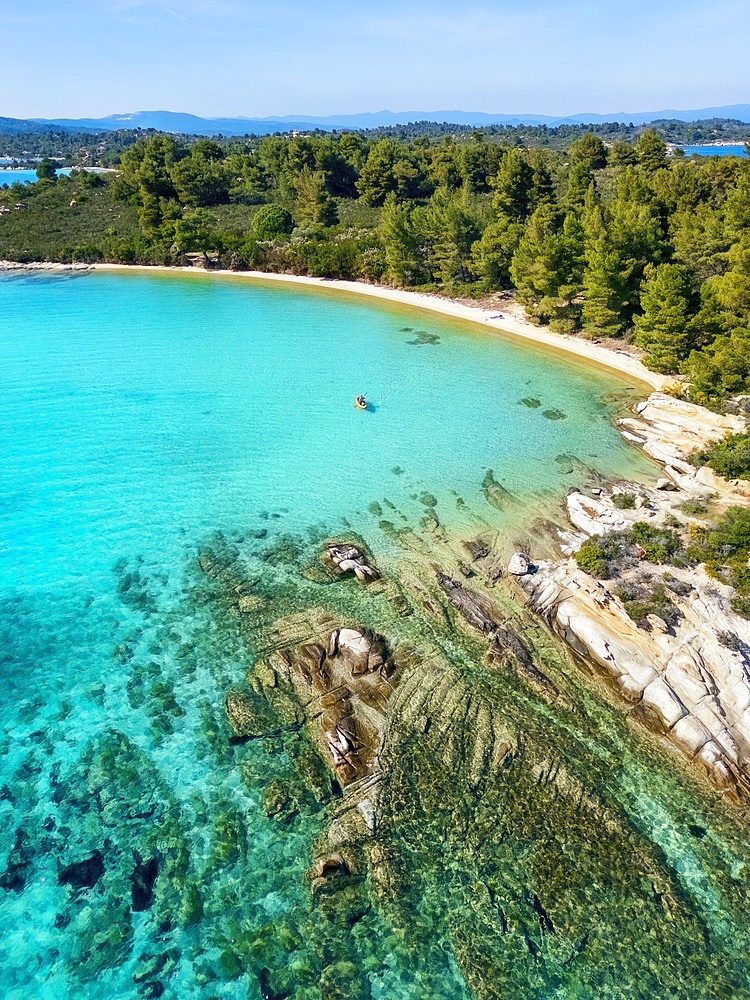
[{"left": 3, "top": 0, "right": 748, "bottom": 118}]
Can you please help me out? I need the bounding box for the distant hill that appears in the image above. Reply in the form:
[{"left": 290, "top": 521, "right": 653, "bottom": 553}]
[
  {"left": 2, "top": 104, "right": 749, "bottom": 137},
  {"left": 0, "top": 115, "right": 83, "bottom": 135}
]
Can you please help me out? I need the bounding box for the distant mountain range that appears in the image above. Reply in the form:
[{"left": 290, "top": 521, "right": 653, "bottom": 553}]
[{"left": 1, "top": 105, "right": 749, "bottom": 137}]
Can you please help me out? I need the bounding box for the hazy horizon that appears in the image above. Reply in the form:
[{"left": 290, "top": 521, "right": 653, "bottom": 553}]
[
  {"left": 3, "top": 0, "right": 748, "bottom": 120},
  {"left": 19, "top": 102, "right": 750, "bottom": 125}
]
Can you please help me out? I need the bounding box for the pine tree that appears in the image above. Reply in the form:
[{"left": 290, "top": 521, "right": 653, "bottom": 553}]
[
  {"left": 380, "top": 193, "right": 422, "bottom": 286},
  {"left": 569, "top": 133, "right": 607, "bottom": 170},
  {"left": 528, "top": 152, "right": 555, "bottom": 212},
  {"left": 635, "top": 130, "right": 668, "bottom": 173},
  {"left": 670, "top": 202, "right": 730, "bottom": 283},
  {"left": 356, "top": 140, "right": 399, "bottom": 206},
  {"left": 566, "top": 161, "right": 593, "bottom": 208},
  {"left": 715, "top": 241, "right": 750, "bottom": 328},
  {"left": 635, "top": 263, "right": 694, "bottom": 372},
  {"left": 423, "top": 187, "right": 481, "bottom": 287},
  {"left": 510, "top": 204, "right": 583, "bottom": 330},
  {"left": 607, "top": 170, "right": 666, "bottom": 324},
  {"left": 581, "top": 190, "right": 628, "bottom": 336},
  {"left": 471, "top": 215, "right": 525, "bottom": 288},
  {"left": 491, "top": 148, "right": 534, "bottom": 220},
  {"left": 582, "top": 239, "right": 629, "bottom": 336},
  {"left": 685, "top": 328, "right": 750, "bottom": 405},
  {"left": 296, "top": 167, "right": 338, "bottom": 227}
]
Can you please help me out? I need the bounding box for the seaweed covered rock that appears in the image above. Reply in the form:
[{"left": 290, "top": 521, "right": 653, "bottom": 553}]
[{"left": 225, "top": 688, "right": 283, "bottom": 739}]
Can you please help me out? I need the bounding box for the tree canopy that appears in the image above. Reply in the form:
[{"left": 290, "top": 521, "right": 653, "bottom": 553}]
[{"left": 4, "top": 124, "right": 750, "bottom": 402}]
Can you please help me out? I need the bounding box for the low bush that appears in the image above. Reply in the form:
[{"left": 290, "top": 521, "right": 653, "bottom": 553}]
[
  {"left": 612, "top": 493, "right": 636, "bottom": 509},
  {"left": 687, "top": 506, "right": 750, "bottom": 617},
  {"left": 629, "top": 522, "right": 684, "bottom": 564},
  {"left": 575, "top": 539, "right": 608, "bottom": 577},
  {"left": 575, "top": 522, "right": 687, "bottom": 578},
  {"left": 691, "top": 431, "right": 750, "bottom": 481},
  {"left": 680, "top": 498, "right": 709, "bottom": 517},
  {"left": 616, "top": 581, "right": 680, "bottom": 630}
]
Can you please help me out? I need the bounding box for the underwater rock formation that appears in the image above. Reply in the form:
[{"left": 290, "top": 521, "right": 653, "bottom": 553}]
[
  {"left": 224, "top": 600, "right": 748, "bottom": 997},
  {"left": 437, "top": 573, "right": 558, "bottom": 697},
  {"left": 322, "top": 542, "right": 379, "bottom": 583},
  {"left": 208, "top": 517, "right": 750, "bottom": 1000}
]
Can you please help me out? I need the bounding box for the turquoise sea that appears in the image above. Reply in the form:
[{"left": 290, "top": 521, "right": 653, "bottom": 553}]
[
  {"left": 678, "top": 144, "right": 748, "bottom": 157},
  {"left": 1, "top": 268, "right": 748, "bottom": 1000},
  {"left": 0, "top": 168, "right": 72, "bottom": 186}
]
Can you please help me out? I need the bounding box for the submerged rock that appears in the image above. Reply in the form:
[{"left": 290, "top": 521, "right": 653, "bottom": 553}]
[
  {"left": 131, "top": 853, "right": 160, "bottom": 911},
  {"left": 225, "top": 688, "right": 287, "bottom": 739},
  {"left": 482, "top": 469, "right": 512, "bottom": 510},
  {"left": 322, "top": 541, "right": 379, "bottom": 583},
  {"left": 437, "top": 573, "right": 558, "bottom": 697},
  {"left": 0, "top": 829, "right": 34, "bottom": 894},
  {"left": 58, "top": 850, "right": 105, "bottom": 892}
]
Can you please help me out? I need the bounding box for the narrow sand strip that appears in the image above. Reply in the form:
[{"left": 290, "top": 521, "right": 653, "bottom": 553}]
[{"left": 5, "top": 261, "right": 670, "bottom": 391}]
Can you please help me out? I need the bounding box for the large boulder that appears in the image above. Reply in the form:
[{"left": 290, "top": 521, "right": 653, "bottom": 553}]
[{"left": 507, "top": 552, "right": 531, "bottom": 576}]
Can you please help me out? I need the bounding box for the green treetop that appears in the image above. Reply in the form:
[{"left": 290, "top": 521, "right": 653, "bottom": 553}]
[
  {"left": 635, "top": 262, "right": 695, "bottom": 371},
  {"left": 636, "top": 130, "right": 668, "bottom": 173},
  {"left": 36, "top": 159, "right": 57, "bottom": 182}
]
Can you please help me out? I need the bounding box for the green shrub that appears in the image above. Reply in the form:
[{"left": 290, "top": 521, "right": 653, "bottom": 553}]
[
  {"left": 680, "top": 498, "right": 709, "bottom": 517},
  {"left": 687, "top": 506, "right": 750, "bottom": 617},
  {"left": 251, "top": 204, "right": 294, "bottom": 240},
  {"left": 575, "top": 521, "right": 688, "bottom": 579},
  {"left": 575, "top": 539, "right": 607, "bottom": 576},
  {"left": 612, "top": 493, "right": 636, "bottom": 509},
  {"left": 616, "top": 581, "right": 680, "bottom": 629},
  {"left": 692, "top": 431, "right": 750, "bottom": 481},
  {"left": 704, "top": 506, "right": 750, "bottom": 558},
  {"left": 731, "top": 594, "right": 750, "bottom": 618},
  {"left": 629, "top": 522, "right": 683, "bottom": 564}
]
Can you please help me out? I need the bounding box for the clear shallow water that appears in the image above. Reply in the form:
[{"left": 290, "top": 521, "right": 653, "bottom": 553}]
[
  {"left": 0, "top": 269, "right": 655, "bottom": 589},
  {"left": 0, "top": 269, "right": 748, "bottom": 1000}
]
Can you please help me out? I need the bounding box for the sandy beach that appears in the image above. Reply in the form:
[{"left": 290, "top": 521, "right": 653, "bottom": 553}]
[{"left": 1, "top": 260, "right": 669, "bottom": 391}]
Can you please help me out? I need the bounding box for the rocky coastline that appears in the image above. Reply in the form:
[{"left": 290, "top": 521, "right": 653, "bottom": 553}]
[
  {"left": 203, "top": 392, "right": 750, "bottom": 996},
  {"left": 4, "top": 266, "right": 750, "bottom": 996},
  {"left": 223, "top": 391, "right": 750, "bottom": 811},
  {"left": 514, "top": 392, "right": 750, "bottom": 804}
]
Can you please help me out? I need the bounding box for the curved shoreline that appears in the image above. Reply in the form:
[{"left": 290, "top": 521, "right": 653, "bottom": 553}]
[
  {"left": 1, "top": 261, "right": 668, "bottom": 392},
  {"left": 6, "top": 259, "right": 750, "bottom": 804}
]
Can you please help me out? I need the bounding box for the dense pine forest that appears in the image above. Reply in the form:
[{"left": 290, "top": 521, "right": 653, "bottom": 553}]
[{"left": 2, "top": 125, "right": 750, "bottom": 402}]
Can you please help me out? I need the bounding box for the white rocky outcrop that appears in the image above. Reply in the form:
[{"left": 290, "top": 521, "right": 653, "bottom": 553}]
[
  {"left": 507, "top": 551, "right": 531, "bottom": 575},
  {"left": 565, "top": 492, "right": 629, "bottom": 536},
  {"left": 618, "top": 392, "right": 750, "bottom": 501},
  {"left": 515, "top": 392, "right": 750, "bottom": 802},
  {"left": 517, "top": 559, "right": 750, "bottom": 802}
]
